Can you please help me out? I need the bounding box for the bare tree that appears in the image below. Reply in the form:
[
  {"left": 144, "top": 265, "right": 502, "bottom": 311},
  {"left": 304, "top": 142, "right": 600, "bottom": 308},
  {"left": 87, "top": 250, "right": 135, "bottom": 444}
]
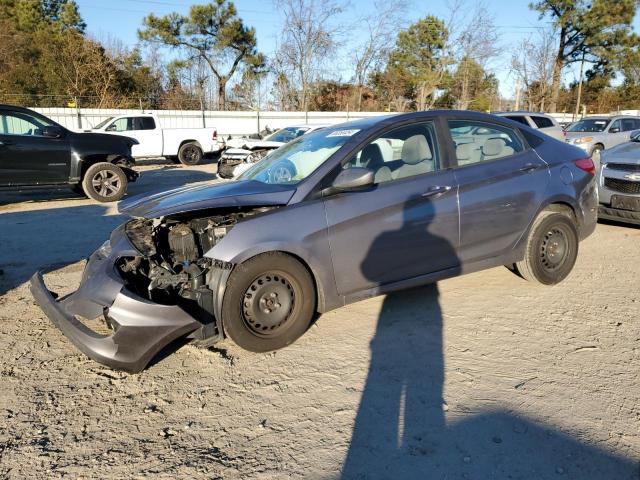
[
  {"left": 511, "top": 28, "right": 557, "bottom": 111},
  {"left": 446, "top": 1, "right": 500, "bottom": 109},
  {"left": 350, "top": 0, "right": 407, "bottom": 111},
  {"left": 274, "top": 0, "right": 346, "bottom": 111}
]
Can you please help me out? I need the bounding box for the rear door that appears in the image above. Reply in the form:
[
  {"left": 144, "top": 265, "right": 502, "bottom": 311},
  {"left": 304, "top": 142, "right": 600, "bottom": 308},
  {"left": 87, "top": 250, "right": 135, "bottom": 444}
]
[
  {"left": 0, "top": 110, "right": 70, "bottom": 186},
  {"left": 323, "top": 120, "right": 460, "bottom": 295},
  {"left": 447, "top": 119, "right": 550, "bottom": 263}
]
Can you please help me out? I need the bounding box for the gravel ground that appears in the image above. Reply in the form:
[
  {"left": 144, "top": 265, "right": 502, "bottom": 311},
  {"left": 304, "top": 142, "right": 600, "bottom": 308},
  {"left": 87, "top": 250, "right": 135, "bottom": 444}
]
[{"left": 0, "top": 162, "right": 639, "bottom": 479}]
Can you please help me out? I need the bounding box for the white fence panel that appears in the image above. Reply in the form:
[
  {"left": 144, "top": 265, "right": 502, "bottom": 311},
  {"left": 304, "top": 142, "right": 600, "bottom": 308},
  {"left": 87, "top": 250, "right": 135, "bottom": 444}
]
[{"left": 31, "top": 107, "right": 390, "bottom": 137}]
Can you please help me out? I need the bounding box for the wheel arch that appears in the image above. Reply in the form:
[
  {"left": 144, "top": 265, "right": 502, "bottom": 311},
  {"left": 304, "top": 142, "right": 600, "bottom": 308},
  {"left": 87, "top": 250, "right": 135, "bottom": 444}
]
[{"left": 179, "top": 139, "right": 202, "bottom": 150}]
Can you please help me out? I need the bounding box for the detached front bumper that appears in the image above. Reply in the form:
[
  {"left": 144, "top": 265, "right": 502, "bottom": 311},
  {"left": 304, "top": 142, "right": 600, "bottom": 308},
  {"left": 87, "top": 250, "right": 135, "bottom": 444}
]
[{"left": 29, "top": 225, "right": 201, "bottom": 373}]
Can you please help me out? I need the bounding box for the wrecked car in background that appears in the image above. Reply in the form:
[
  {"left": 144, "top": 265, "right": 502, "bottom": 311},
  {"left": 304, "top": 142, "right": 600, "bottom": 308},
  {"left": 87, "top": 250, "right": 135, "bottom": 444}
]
[
  {"left": 31, "top": 111, "right": 597, "bottom": 372},
  {"left": 217, "top": 124, "right": 328, "bottom": 179}
]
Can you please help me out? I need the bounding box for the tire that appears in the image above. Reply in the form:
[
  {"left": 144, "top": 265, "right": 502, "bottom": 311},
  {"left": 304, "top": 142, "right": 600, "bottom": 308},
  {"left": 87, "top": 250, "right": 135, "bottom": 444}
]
[
  {"left": 513, "top": 211, "right": 579, "bottom": 285},
  {"left": 178, "top": 142, "right": 203, "bottom": 165},
  {"left": 82, "top": 162, "right": 128, "bottom": 203},
  {"left": 221, "top": 252, "right": 316, "bottom": 352}
]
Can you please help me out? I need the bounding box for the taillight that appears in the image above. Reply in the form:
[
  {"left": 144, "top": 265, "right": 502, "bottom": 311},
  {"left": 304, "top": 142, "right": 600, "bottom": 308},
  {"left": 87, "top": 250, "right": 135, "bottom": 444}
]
[
  {"left": 574, "top": 158, "right": 595, "bottom": 176},
  {"left": 212, "top": 129, "right": 218, "bottom": 140}
]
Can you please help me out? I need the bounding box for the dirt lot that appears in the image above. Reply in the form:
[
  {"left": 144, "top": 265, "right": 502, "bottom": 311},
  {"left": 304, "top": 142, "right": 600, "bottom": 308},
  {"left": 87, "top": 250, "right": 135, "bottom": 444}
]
[{"left": 0, "top": 162, "right": 639, "bottom": 479}]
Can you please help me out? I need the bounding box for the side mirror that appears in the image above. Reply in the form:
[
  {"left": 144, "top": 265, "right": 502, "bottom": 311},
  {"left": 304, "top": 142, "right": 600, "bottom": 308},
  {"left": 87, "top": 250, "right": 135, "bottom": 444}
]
[
  {"left": 42, "top": 126, "right": 64, "bottom": 138},
  {"left": 105, "top": 124, "right": 116, "bottom": 132},
  {"left": 610, "top": 127, "right": 620, "bottom": 133},
  {"left": 629, "top": 129, "right": 640, "bottom": 140},
  {"left": 329, "top": 167, "right": 375, "bottom": 194}
]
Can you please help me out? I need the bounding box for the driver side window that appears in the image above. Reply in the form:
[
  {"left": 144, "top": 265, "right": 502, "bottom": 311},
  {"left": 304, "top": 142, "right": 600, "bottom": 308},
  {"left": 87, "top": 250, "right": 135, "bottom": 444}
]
[
  {"left": 0, "top": 113, "right": 46, "bottom": 136},
  {"left": 343, "top": 122, "right": 439, "bottom": 184},
  {"left": 108, "top": 118, "right": 132, "bottom": 132}
]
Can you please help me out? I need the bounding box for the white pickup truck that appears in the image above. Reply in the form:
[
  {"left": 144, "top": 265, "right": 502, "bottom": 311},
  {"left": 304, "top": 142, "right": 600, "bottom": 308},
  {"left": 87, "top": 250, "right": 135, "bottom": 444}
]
[{"left": 88, "top": 113, "right": 223, "bottom": 165}]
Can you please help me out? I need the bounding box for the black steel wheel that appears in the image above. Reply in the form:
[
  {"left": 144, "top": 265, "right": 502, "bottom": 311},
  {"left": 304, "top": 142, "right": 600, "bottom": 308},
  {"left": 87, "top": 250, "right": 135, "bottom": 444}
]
[
  {"left": 513, "top": 211, "right": 579, "bottom": 285},
  {"left": 178, "top": 142, "right": 203, "bottom": 165},
  {"left": 222, "top": 252, "right": 316, "bottom": 352}
]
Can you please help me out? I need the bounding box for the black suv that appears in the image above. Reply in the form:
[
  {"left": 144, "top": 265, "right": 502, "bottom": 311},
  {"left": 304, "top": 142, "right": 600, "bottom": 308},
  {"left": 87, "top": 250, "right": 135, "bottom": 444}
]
[{"left": 0, "top": 105, "right": 138, "bottom": 202}]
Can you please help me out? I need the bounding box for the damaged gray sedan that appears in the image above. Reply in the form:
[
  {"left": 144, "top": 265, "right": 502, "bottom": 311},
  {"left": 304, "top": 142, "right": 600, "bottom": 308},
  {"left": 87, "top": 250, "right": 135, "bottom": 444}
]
[{"left": 31, "top": 111, "right": 598, "bottom": 372}]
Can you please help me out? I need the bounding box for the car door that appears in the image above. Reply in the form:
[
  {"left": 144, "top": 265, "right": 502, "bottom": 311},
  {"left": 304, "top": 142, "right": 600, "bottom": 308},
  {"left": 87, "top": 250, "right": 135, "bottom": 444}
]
[
  {"left": 448, "top": 119, "right": 550, "bottom": 263},
  {"left": 106, "top": 116, "right": 159, "bottom": 157},
  {"left": 607, "top": 119, "right": 628, "bottom": 148},
  {"left": 323, "top": 120, "right": 460, "bottom": 296},
  {"left": 0, "top": 110, "right": 70, "bottom": 186}
]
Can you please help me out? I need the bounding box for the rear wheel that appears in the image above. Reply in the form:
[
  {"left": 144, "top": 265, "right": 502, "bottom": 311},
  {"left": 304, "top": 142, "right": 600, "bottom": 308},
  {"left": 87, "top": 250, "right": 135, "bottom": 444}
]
[
  {"left": 82, "top": 162, "right": 128, "bottom": 202},
  {"left": 178, "top": 142, "right": 203, "bottom": 165},
  {"left": 221, "top": 252, "right": 316, "bottom": 352},
  {"left": 512, "top": 211, "right": 579, "bottom": 285}
]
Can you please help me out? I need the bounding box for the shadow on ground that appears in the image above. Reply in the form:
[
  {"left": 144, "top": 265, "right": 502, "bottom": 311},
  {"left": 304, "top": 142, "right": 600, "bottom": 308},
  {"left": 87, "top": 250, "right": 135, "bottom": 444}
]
[
  {"left": 342, "top": 199, "right": 638, "bottom": 479},
  {"left": 0, "top": 165, "right": 216, "bottom": 206},
  {"left": 0, "top": 204, "right": 124, "bottom": 295}
]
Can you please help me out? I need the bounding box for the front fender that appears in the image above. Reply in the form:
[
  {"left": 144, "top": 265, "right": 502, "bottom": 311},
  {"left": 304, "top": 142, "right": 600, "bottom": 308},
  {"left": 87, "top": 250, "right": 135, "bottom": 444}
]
[{"left": 205, "top": 201, "right": 341, "bottom": 313}]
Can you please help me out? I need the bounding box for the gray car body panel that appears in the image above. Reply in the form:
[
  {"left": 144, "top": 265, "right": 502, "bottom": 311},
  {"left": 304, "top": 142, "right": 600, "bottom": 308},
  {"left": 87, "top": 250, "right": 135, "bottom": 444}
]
[
  {"left": 32, "top": 110, "right": 598, "bottom": 372},
  {"left": 29, "top": 225, "right": 201, "bottom": 373}
]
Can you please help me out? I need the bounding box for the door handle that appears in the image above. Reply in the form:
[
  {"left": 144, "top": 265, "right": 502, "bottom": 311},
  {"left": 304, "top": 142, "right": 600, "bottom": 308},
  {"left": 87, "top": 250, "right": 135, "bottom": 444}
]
[
  {"left": 422, "top": 185, "right": 452, "bottom": 197},
  {"left": 519, "top": 163, "right": 538, "bottom": 173}
]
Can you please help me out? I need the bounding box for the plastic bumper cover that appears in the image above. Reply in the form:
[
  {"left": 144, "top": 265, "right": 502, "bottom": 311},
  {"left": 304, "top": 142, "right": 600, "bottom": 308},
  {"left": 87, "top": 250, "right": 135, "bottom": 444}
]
[{"left": 29, "top": 225, "right": 201, "bottom": 373}]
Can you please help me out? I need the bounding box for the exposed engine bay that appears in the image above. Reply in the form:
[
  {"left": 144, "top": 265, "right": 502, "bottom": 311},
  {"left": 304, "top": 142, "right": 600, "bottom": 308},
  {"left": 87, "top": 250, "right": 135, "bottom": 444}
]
[{"left": 116, "top": 207, "right": 276, "bottom": 341}]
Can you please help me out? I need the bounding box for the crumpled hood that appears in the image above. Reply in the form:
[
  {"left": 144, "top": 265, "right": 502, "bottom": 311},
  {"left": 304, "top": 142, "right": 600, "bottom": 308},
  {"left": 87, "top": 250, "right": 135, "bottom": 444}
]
[
  {"left": 119, "top": 180, "right": 296, "bottom": 218},
  {"left": 602, "top": 142, "right": 640, "bottom": 164}
]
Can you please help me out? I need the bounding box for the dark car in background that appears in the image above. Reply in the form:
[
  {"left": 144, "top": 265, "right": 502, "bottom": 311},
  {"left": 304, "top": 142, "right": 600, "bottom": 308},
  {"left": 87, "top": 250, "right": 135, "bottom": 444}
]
[
  {"left": 0, "top": 105, "right": 138, "bottom": 202},
  {"left": 31, "top": 110, "right": 598, "bottom": 372}
]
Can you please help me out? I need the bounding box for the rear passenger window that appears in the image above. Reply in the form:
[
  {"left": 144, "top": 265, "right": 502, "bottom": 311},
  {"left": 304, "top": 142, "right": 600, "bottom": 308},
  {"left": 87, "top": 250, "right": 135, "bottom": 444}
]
[
  {"left": 506, "top": 116, "right": 530, "bottom": 126},
  {"left": 448, "top": 121, "right": 524, "bottom": 166},
  {"left": 134, "top": 117, "right": 156, "bottom": 130},
  {"left": 531, "top": 116, "right": 554, "bottom": 128},
  {"left": 621, "top": 118, "right": 636, "bottom": 132}
]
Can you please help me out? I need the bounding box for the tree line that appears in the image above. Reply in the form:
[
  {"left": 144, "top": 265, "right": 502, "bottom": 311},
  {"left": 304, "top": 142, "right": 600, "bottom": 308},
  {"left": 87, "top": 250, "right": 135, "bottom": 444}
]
[{"left": 1, "top": 0, "right": 639, "bottom": 113}]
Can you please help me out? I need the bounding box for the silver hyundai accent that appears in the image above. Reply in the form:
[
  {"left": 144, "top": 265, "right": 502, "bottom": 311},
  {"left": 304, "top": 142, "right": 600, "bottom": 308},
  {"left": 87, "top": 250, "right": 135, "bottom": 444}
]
[{"left": 31, "top": 111, "right": 598, "bottom": 372}]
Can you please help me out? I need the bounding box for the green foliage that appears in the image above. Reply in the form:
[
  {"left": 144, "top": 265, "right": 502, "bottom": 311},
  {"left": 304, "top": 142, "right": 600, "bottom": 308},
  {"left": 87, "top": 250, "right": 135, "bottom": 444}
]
[{"left": 139, "top": 0, "right": 264, "bottom": 109}]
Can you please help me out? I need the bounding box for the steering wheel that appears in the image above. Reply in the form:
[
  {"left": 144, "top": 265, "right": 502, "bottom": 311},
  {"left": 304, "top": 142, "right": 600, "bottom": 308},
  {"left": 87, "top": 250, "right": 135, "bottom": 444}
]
[{"left": 267, "top": 159, "right": 297, "bottom": 183}]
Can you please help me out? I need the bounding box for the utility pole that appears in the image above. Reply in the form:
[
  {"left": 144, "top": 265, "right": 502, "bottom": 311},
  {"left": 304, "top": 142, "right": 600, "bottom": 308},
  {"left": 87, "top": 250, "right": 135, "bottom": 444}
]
[
  {"left": 574, "top": 51, "right": 586, "bottom": 120},
  {"left": 514, "top": 79, "right": 521, "bottom": 111}
]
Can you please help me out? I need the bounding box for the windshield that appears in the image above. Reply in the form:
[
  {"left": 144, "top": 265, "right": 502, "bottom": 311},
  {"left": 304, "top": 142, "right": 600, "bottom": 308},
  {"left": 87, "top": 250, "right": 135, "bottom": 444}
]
[
  {"left": 265, "top": 127, "right": 307, "bottom": 143},
  {"left": 238, "top": 127, "right": 359, "bottom": 185},
  {"left": 93, "top": 117, "right": 114, "bottom": 130},
  {"left": 568, "top": 119, "right": 610, "bottom": 132}
]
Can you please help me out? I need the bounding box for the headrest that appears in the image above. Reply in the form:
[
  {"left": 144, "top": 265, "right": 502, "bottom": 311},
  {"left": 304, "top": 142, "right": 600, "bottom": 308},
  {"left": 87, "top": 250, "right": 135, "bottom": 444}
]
[
  {"left": 456, "top": 143, "right": 473, "bottom": 161},
  {"left": 361, "top": 143, "right": 384, "bottom": 167},
  {"left": 482, "top": 138, "right": 506, "bottom": 156},
  {"left": 401, "top": 135, "right": 432, "bottom": 165}
]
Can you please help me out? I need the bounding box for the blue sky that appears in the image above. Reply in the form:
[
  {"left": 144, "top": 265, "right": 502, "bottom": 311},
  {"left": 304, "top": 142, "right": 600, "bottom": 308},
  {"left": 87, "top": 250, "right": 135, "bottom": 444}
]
[{"left": 75, "top": 0, "right": 640, "bottom": 98}]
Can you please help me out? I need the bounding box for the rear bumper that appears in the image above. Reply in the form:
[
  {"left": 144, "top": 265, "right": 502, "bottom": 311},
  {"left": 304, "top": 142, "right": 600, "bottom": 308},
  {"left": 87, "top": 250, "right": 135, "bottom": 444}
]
[{"left": 29, "top": 225, "right": 201, "bottom": 373}]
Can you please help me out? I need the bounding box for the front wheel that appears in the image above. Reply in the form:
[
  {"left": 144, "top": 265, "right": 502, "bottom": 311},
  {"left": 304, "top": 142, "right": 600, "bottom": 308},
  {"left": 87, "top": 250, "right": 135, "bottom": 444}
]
[
  {"left": 513, "top": 211, "right": 579, "bottom": 285},
  {"left": 221, "top": 252, "right": 316, "bottom": 352},
  {"left": 82, "top": 162, "right": 128, "bottom": 202},
  {"left": 178, "top": 142, "right": 203, "bottom": 165}
]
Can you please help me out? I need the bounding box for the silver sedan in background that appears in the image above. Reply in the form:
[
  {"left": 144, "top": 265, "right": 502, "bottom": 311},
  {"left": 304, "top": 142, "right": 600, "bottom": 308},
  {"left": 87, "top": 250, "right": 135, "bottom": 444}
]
[
  {"left": 565, "top": 115, "right": 640, "bottom": 166},
  {"left": 598, "top": 132, "right": 640, "bottom": 225}
]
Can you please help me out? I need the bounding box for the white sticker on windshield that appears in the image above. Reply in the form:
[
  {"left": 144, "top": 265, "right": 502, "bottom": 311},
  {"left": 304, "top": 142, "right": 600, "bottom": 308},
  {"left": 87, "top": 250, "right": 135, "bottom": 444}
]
[
  {"left": 327, "top": 129, "right": 360, "bottom": 137},
  {"left": 594, "top": 121, "right": 606, "bottom": 124}
]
